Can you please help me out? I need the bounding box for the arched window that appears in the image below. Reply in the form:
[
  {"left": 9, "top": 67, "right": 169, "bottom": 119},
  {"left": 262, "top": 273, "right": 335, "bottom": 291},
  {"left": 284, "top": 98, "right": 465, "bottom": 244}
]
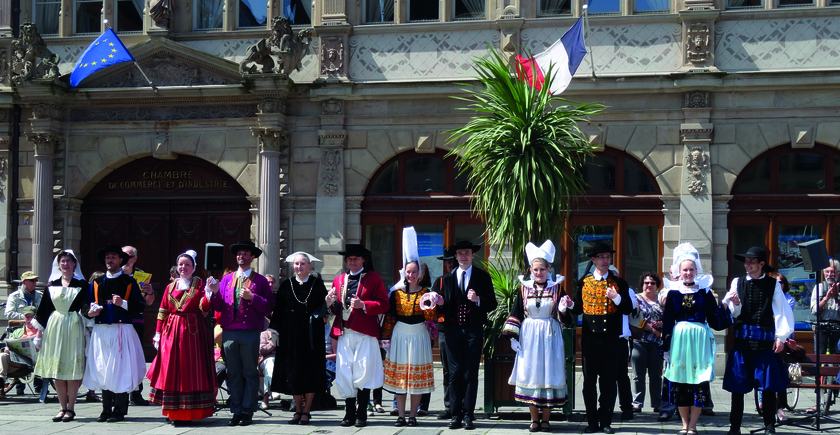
[
  {"left": 732, "top": 144, "right": 839, "bottom": 194},
  {"left": 365, "top": 149, "right": 469, "bottom": 196},
  {"left": 581, "top": 148, "right": 658, "bottom": 194}
]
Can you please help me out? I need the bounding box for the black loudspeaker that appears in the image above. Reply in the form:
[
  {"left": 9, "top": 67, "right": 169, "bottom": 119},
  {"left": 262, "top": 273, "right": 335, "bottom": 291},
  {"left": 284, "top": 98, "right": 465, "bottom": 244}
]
[
  {"left": 205, "top": 243, "right": 225, "bottom": 271},
  {"left": 798, "top": 239, "right": 830, "bottom": 272}
]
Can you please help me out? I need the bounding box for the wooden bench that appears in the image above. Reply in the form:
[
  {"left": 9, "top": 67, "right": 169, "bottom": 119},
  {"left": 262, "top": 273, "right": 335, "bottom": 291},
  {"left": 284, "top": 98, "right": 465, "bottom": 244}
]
[{"left": 787, "top": 354, "right": 840, "bottom": 391}]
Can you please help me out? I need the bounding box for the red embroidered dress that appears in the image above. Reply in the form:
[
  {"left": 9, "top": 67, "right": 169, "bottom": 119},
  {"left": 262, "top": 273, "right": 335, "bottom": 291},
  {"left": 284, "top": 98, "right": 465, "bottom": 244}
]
[{"left": 146, "top": 277, "right": 217, "bottom": 421}]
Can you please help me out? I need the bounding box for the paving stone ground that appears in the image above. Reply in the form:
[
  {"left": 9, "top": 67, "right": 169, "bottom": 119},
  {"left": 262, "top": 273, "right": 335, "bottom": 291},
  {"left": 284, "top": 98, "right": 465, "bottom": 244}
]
[{"left": 0, "top": 365, "right": 837, "bottom": 434}]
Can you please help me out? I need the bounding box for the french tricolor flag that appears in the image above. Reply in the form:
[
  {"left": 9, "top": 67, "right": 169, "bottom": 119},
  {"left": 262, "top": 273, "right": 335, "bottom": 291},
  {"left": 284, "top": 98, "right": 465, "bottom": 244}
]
[{"left": 516, "top": 17, "right": 587, "bottom": 95}]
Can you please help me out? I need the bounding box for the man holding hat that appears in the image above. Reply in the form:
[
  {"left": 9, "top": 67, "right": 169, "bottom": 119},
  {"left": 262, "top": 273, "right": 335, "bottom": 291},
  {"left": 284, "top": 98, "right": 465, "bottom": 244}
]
[
  {"left": 570, "top": 242, "right": 633, "bottom": 434},
  {"left": 325, "top": 243, "right": 389, "bottom": 428},
  {"left": 83, "top": 244, "right": 147, "bottom": 423},
  {"left": 209, "top": 239, "right": 275, "bottom": 427},
  {"left": 723, "top": 246, "right": 794, "bottom": 435},
  {"left": 439, "top": 240, "right": 496, "bottom": 430}
]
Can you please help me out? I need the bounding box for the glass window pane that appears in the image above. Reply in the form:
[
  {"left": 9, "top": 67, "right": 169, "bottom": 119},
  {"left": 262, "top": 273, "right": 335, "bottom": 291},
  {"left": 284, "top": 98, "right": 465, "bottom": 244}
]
[
  {"left": 75, "top": 0, "right": 103, "bottom": 34},
  {"left": 365, "top": 0, "right": 394, "bottom": 23},
  {"left": 624, "top": 158, "right": 655, "bottom": 193},
  {"left": 453, "top": 0, "right": 484, "bottom": 20},
  {"left": 366, "top": 224, "right": 395, "bottom": 287},
  {"left": 779, "top": 152, "right": 824, "bottom": 191},
  {"left": 574, "top": 225, "right": 614, "bottom": 281},
  {"left": 625, "top": 225, "right": 658, "bottom": 290},
  {"left": 635, "top": 0, "right": 669, "bottom": 12},
  {"left": 413, "top": 225, "right": 446, "bottom": 285},
  {"left": 116, "top": 0, "right": 143, "bottom": 32},
  {"left": 453, "top": 167, "right": 470, "bottom": 193},
  {"left": 286, "top": 0, "right": 312, "bottom": 24},
  {"left": 582, "top": 155, "right": 616, "bottom": 191},
  {"left": 369, "top": 161, "right": 398, "bottom": 194},
  {"left": 405, "top": 157, "right": 446, "bottom": 193},
  {"left": 777, "top": 225, "right": 822, "bottom": 326},
  {"left": 239, "top": 0, "right": 267, "bottom": 27},
  {"left": 540, "top": 0, "right": 572, "bottom": 15},
  {"left": 587, "top": 0, "right": 620, "bottom": 14},
  {"left": 729, "top": 225, "right": 766, "bottom": 279},
  {"left": 778, "top": 0, "right": 814, "bottom": 6},
  {"left": 734, "top": 157, "right": 771, "bottom": 193},
  {"left": 453, "top": 224, "right": 486, "bottom": 264},
  {"left": 196, "top": 0, "right": 224, "bottom": 29},
  {"left": 409, "top": 0, "right": 438, "bottom": 21},
  {"left": 727, "top": 0, "right": 762, "bottom": 8},
  {"left": 34, "top": 0, "right": 60, "bottom": 34}
]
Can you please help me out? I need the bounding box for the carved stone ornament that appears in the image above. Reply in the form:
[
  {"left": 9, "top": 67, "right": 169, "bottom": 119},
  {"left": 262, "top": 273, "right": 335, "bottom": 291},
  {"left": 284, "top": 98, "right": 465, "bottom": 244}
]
[
  {"left": 685, "top": 91, "right": 710, "bottom": 108},
  {"left": 318, "top": 132, "right": 346, "bottom": 148},
  {"left": 685, "top": 146, "right": 709, "bottom": 196},
  {"left": 320, "top": 37, "right": 344, "bottom": 75},
  {"left": 0, "top": 155, "right": 6, "bottom": 201},
  {"left": 89, "top": 53, "right": 235, "bottom": 88},
  {"left": 239, "top": 16, "right": 314, "bottom": 76},
  {"left": 259, "top": 98, "right": 287, "bottom": 114},
  {"left": 321, "top": 99, "right": 343, "bottom": 115},
  {"left": 320, "top": 149, "right": 341, "bottom": 196},
  {"left": 0, "top": 49, "right": 8, "bottom": 85},
  {"left": 253, "top": 128, "right": 290, "bottom": 153},
  {"left": 149, "top": 0, "right": 173, "bottom": 27},
  {"left": 27, "top": 132, "right": 63, "bottom": 156},
  {"left": 70, "top": 105, "right": 256, "bottom": 122},
  {"left": 32, "top": 103, "right": 62, "bottom": 120},
  {"left": 686, "top": 23, "right": 710, "bottom": 65},
  {"left": 11, "top": 23, "right": 60, "bottom": 85}
]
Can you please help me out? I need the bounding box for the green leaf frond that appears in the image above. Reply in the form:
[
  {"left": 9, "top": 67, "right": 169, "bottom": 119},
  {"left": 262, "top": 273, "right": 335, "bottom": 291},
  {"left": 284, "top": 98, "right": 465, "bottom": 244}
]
[{"left": 446, "top": 47, "right": 606, "bottom": 267}]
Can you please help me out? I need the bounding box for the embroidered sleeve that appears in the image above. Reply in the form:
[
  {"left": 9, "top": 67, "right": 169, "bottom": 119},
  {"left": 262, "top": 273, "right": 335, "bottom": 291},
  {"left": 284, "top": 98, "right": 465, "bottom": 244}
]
[
  {"left": 502, "top": 288, "right": 525, "bottom": 340},
  {"left": 380, "top": 291, "right": 398, "bottom": 341},
  {"left": 156, "top": 284, "right": 172, "bottom": 333}
]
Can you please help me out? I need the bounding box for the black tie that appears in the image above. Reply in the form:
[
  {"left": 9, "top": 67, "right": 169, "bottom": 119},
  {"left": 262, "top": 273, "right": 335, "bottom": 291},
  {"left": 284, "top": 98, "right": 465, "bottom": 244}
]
[{"left": 459, "top": 271, "right": 466, "bottom": 296}]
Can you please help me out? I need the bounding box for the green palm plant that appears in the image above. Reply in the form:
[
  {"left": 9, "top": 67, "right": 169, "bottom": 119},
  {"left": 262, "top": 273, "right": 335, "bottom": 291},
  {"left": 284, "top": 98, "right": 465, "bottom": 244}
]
[{"left": 447, "top": 48, "right": 605, "bottom": 268}]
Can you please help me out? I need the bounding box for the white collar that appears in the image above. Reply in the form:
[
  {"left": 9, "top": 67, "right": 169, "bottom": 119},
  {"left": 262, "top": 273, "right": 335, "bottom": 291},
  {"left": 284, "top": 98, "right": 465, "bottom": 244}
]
[
  {"left": 295, "top": 275, "right": 310, "bottom": 284},
  {"left": 348, "top": 267, "right": 364, "bottom": 277},
  {"left": 237, "top": 268, "right": 252, "bottom": 278},
  {"left": 176, "top": 277, "right": 191, "bottom": 289},
  {"left": 745, "top": 273, "right": 765, "bottom": 281},
  {"left": 458, "top": 265, "right": 472, "bottom": 276},
  {"left": 593, "top": 269, "right": 609, "bottom": 281},
  {"left": 518, "top": 274, "right": 566, "bottom": 288},
  {"left": 106, "top": 270, "right": 123, "bottom": 279}
]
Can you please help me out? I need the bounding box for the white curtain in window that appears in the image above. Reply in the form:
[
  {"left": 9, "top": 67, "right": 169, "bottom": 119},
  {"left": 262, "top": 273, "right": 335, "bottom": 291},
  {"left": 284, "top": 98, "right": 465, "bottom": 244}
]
[
  {"left": 727, "top": 0, "right": 747, "bottom": 6},
  {"left": 458, "top": 0, "right": 484, "bottom": 18},
  {"left": 299, "top": 0, "right": 311, "bottom": 21},
  {"left": 365, "top": 0, "right": 394, "bottom": 22},
  {"left": 198, "top": 0, "right": 224, "bottom": 28},
  {"left": 541, "top": 0, "right": 569, "bottom": 13},
  {"left": 36, "top": 2, "right": 60, "bottom": 34},
  {"left": 129, "top": 0, "right": 144, "bottom": 16}
]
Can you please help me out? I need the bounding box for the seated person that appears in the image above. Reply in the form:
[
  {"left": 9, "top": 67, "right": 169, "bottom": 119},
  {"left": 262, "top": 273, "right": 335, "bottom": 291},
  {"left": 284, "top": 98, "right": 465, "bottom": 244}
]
[
  {"left": 258, "top": 327, "right": 278, "bottom": 410},
  {"left": 1, "top": 306, "right": 39, "bottom": 398}
]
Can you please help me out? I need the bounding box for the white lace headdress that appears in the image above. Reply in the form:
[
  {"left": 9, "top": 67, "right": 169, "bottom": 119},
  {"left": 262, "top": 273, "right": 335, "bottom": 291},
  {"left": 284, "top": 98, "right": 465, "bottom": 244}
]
[
  {"left": 48, "top": 249, "right": 85, "bottom": 282},
  {"left": 392, "top": 226, "right": 420, "bottom": 291}
]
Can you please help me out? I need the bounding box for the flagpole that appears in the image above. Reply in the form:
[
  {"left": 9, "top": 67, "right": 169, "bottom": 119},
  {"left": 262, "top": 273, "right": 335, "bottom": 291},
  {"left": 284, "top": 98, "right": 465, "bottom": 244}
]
[
  {"left": 582, "top": 4, "right": 596, "bottom": 79},
  {"left": 103, "top": 19, "right": 158, "bottom": 92}
]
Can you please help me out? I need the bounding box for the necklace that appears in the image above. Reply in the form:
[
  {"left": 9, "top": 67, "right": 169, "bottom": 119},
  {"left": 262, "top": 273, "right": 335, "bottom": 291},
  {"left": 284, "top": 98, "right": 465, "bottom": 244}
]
[
  {"left": 534, "top": 282, "right": 547, "bottom": 308},
  {"left": 291, "top": 277, "right": 313, "bottom": 305}
]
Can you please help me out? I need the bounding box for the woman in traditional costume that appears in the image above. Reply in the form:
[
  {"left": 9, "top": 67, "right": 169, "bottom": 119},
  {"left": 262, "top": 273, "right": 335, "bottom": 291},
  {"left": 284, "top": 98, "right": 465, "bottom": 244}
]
[
  {"left": 146, "top": 250, "right": 217, "bottom": 427},
  {"left": 380, "top": 227, "right": 440, "bottom": 427},
  {"left": 268, "top": 251, "right": 328, "bottom": 425},
  {"left": 33, "top": 250, "right": 87, "bottom": 422},
  {"left": 503, "top": 240, "right": 573, "bottom": 432},
  {"left": 660, "top": 243, "right": 732, "bottom": 435}
]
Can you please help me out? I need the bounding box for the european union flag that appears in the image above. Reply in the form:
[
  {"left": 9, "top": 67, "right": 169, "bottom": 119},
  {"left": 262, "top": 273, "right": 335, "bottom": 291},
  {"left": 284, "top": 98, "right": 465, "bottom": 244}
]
[{"left": 70, "top": 28, "right": 135, "bottom": 87}]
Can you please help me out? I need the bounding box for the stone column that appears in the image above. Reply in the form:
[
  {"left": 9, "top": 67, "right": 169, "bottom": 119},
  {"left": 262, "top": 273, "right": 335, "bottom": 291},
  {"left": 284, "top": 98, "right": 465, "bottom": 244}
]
[
  {"left": 253, "top": 127, "right": 287, "bottom": 279},
  {"left": 28, "top": 132, "right": 60, "bottom": 284}
]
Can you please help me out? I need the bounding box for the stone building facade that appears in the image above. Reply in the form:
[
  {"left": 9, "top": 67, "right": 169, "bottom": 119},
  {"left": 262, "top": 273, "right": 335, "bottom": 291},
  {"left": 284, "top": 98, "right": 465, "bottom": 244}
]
[{"left": 0, "top": 0, "right": 838, "bottom": 339}]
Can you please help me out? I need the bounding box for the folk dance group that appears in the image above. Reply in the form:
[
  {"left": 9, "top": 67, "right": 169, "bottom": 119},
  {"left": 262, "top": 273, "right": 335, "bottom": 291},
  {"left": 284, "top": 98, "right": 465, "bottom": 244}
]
[{"left": 13, "top": 230, "right": 793, "bottom": 434}]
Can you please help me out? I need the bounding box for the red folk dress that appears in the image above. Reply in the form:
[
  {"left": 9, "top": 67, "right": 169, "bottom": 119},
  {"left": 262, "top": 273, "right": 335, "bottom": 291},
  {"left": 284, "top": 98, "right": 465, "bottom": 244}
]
[{"left": 146, "top": 277, "right": 217, "bottom": 421}]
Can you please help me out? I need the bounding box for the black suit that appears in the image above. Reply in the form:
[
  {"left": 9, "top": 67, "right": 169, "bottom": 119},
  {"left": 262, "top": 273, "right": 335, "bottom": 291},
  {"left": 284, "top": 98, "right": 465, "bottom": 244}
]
[{"left": 441, "top": 265, "right": 497, "bottom": 420}]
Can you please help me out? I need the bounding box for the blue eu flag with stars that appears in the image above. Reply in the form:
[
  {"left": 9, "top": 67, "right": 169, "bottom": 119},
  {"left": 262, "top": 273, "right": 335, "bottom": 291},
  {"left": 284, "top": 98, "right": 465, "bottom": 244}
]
[{"left": 70, "top": 28, "right": 135, "bottom": 87}]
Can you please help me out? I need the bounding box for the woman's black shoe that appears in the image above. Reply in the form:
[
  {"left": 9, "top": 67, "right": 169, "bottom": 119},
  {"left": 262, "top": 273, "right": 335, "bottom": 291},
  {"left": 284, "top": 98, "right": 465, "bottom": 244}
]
[
  {"left": 529, "top": 421, "right": 541, "bottom": 432},
  {"left": 300, "top": 412, "right": 311, "bottom": 425},
  {"left": 395, "top": 417, "right": 406, "bottom": 427},
  {"left": 407, "top": 417, "right": 418, "bottom": 427},
  {"left": 288, "top": 412, "right": 302, "bottom": 425},
  {"left": 52, "top": 410, "right": 67, "bottom": 422}
]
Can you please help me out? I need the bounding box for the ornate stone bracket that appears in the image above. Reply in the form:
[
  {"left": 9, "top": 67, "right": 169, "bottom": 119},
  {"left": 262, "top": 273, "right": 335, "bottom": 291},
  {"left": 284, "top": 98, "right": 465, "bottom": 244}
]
[
  {"left": 685, "top": 146, "right": 709, "bottom": 196},
  {"left": 253, "top": 127, "right": 290, "bottom": 153},
  {"left": 27, "top": 132, "right": 62, "bottom": 156},
  {"left": 11, "top": 23, "right": 60, "bottom": 85},
  {"left": 320, "top": 149, "right": 341, "bottom": 197},
  {"left": 680, "top": 120, "right": 712, "bottom": 197}
]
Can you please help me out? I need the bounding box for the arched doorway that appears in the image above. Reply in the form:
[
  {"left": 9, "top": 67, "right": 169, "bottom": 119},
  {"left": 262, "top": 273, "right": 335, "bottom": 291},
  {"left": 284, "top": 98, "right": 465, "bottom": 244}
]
[{"left": 80, "top": 154, "right": 252, "bottom": 358}]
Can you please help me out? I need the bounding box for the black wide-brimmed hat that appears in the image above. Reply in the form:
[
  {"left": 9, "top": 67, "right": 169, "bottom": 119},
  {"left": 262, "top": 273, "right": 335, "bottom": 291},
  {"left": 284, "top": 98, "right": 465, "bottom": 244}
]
[
  {"left": 97, "top": 244, "right": 130, "bottom": 266},
  {"left": 230, "top": 240, "right": 263, "bottom": 258},
  {"left": 587, "top": 242, "right": 616, "bottom": 258},
  {"left": 437, "top": 246, "right": 456, "bottom": 261},
  {"left": 449, "top": 240, "right": 482, "bottom": 253},
  {"left": 338, "top": 244, "right": 372, "bottom": 258},
  {"left": 734, "top": 246, "right": 775, "bottom": 273}
]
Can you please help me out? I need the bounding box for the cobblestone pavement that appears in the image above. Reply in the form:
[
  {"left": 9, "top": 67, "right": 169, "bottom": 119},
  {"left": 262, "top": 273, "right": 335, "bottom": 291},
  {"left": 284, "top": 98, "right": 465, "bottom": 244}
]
[{"left": 0, "top": 365, "right": 836, "bottom": 434}]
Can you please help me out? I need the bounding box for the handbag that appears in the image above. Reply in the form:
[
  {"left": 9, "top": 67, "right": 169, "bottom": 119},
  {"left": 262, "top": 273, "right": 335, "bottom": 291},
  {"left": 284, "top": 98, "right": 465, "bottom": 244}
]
[{"left": 788, "top": 362, "right": 802, "bottom": 385}]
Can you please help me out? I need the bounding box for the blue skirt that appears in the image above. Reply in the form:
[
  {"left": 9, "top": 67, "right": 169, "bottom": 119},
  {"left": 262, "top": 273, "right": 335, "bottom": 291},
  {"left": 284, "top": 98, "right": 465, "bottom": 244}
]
[
  {"left": 664, "top": 321, "right": 716, "bottom": 385},
  {"left": 723, "top": 347, "right": 789, "bottom": 394}
]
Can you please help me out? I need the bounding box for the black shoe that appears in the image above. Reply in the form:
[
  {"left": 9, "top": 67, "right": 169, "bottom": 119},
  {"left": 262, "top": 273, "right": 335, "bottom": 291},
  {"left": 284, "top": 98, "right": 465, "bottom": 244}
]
[
  {"left": 340, "top": 418, "right": 355, "bottom": 427},
  {"left": 85, "top": 392, "right": 102, "bottom": 402},
  {"left": 395, "top": 417, "right": 406, "bottom": 427},
  {"left": 408, "top": 416, "right": 418, "bottom": 427},
  {"left": 165, "top": 418, "right": 173, "bottom": 425},
  {"left": 130, "top": 395, "right": 149, "bottom": 406},
  {"left": 172, "top": 420, "right": 190, "bottom": 427},
  {"left": 726, "top": 431, "right": 741, "bottom": 435},
  {"left": 354, "top": 418, "right": 367, "bottom": 427},
  {"left": 464, "top": 417, "right": 475, "bottom": 430},
  {"left": 658, "top": 412, "right": 671, "bottom": 422},
  {"left": 529, "top": 421, "right": 541, "bottom": 432},
  {"left": 602, "top": 426, "right": 615, "bottom": 434},
  {"left": 106, "top": 414, "right": 124, "bottom": 423},
  {"left": 584, "top": 426, "right": 599, "bottom": 433},
  {"left": 96, "top": 413, "right": 111, "bottom": 423},
  {"left": 53, "top": 410, "right": 67, "bottom": 422},
  {"left": 621, "top": 410, "right": 634, "bottom": 420},
  {"left": 438, "top": 411, "right": 453, "bottom": 420},
  {"left": 390, "top": 408, "right": 399, "bottom": 416},
  {"left": 633, "top": 406, "right": 642, "bottom": 413},
  {"left": 449, "top": 416, "right": 463, "bottom": 429},
  {"left": 764, "top": 426, "right": 776, "bottom": 435},
  {"left": 228, "top": 415, "right": 242, "bottom": 426},
  {"left": 62, "top": 410, "right": 76, "bottom": 422},
  {"left": 299, "top": 412, "right": 311, "bottom": 426},
  {"left": 239, "top": 414, "right": 253, "bottom": 426}
]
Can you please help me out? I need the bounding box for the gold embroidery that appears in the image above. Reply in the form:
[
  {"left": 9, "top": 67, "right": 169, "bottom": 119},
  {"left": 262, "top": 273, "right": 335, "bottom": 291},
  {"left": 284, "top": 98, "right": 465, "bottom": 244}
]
[
  {"left": 581, "top": 277, "right": 619, "bottom": 315},
  {"left": 167, "top": 277, "right": 201, "bottom": 312}
]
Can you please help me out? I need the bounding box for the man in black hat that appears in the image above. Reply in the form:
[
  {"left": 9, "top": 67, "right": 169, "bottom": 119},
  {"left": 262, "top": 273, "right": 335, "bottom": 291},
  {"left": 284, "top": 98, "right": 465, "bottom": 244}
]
[
  {"left": 83, "top": 244, "right": 147, "bottom": 423},
  {"left": 209, "top": 239, "right": 275, "bottom": 427},
  {"left": 723, "top": 246, "right": 794, "bottom": 435},
  {"left": 570, "top": 243, "right": 633, "bottom": 434},
  {"left": 433, "top": 247, "right": 457, "bottom": 420},
  {"left": 439, "top": 240, "right": 496, "bottom": 430}
]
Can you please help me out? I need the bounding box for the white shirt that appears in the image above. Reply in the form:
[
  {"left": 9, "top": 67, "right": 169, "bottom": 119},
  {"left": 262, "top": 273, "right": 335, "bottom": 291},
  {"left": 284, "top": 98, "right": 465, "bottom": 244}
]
[
  {"left": 457, "top": 266, "right": 480, "bottom": 306},
  {"left": 620, "top": 287, "right": 637, "bottom": 339},
  {"left": 237, "top": 268, "right": 253, "bottom": 278},
  {"left": 349, "top": 267, "right": 364, "bottom": 277},
  {"left": 726, "top": 274, "right": 794, "bottom": 341},
  {"left": 106, "top": 270, "right": 123, "bottom": 279}
]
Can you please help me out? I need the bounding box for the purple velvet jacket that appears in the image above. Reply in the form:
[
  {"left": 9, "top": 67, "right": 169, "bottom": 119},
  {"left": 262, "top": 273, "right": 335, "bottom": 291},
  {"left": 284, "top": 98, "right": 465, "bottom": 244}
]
[{"left": 211, "top": 270, "right": 275, "bottom": 331}]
